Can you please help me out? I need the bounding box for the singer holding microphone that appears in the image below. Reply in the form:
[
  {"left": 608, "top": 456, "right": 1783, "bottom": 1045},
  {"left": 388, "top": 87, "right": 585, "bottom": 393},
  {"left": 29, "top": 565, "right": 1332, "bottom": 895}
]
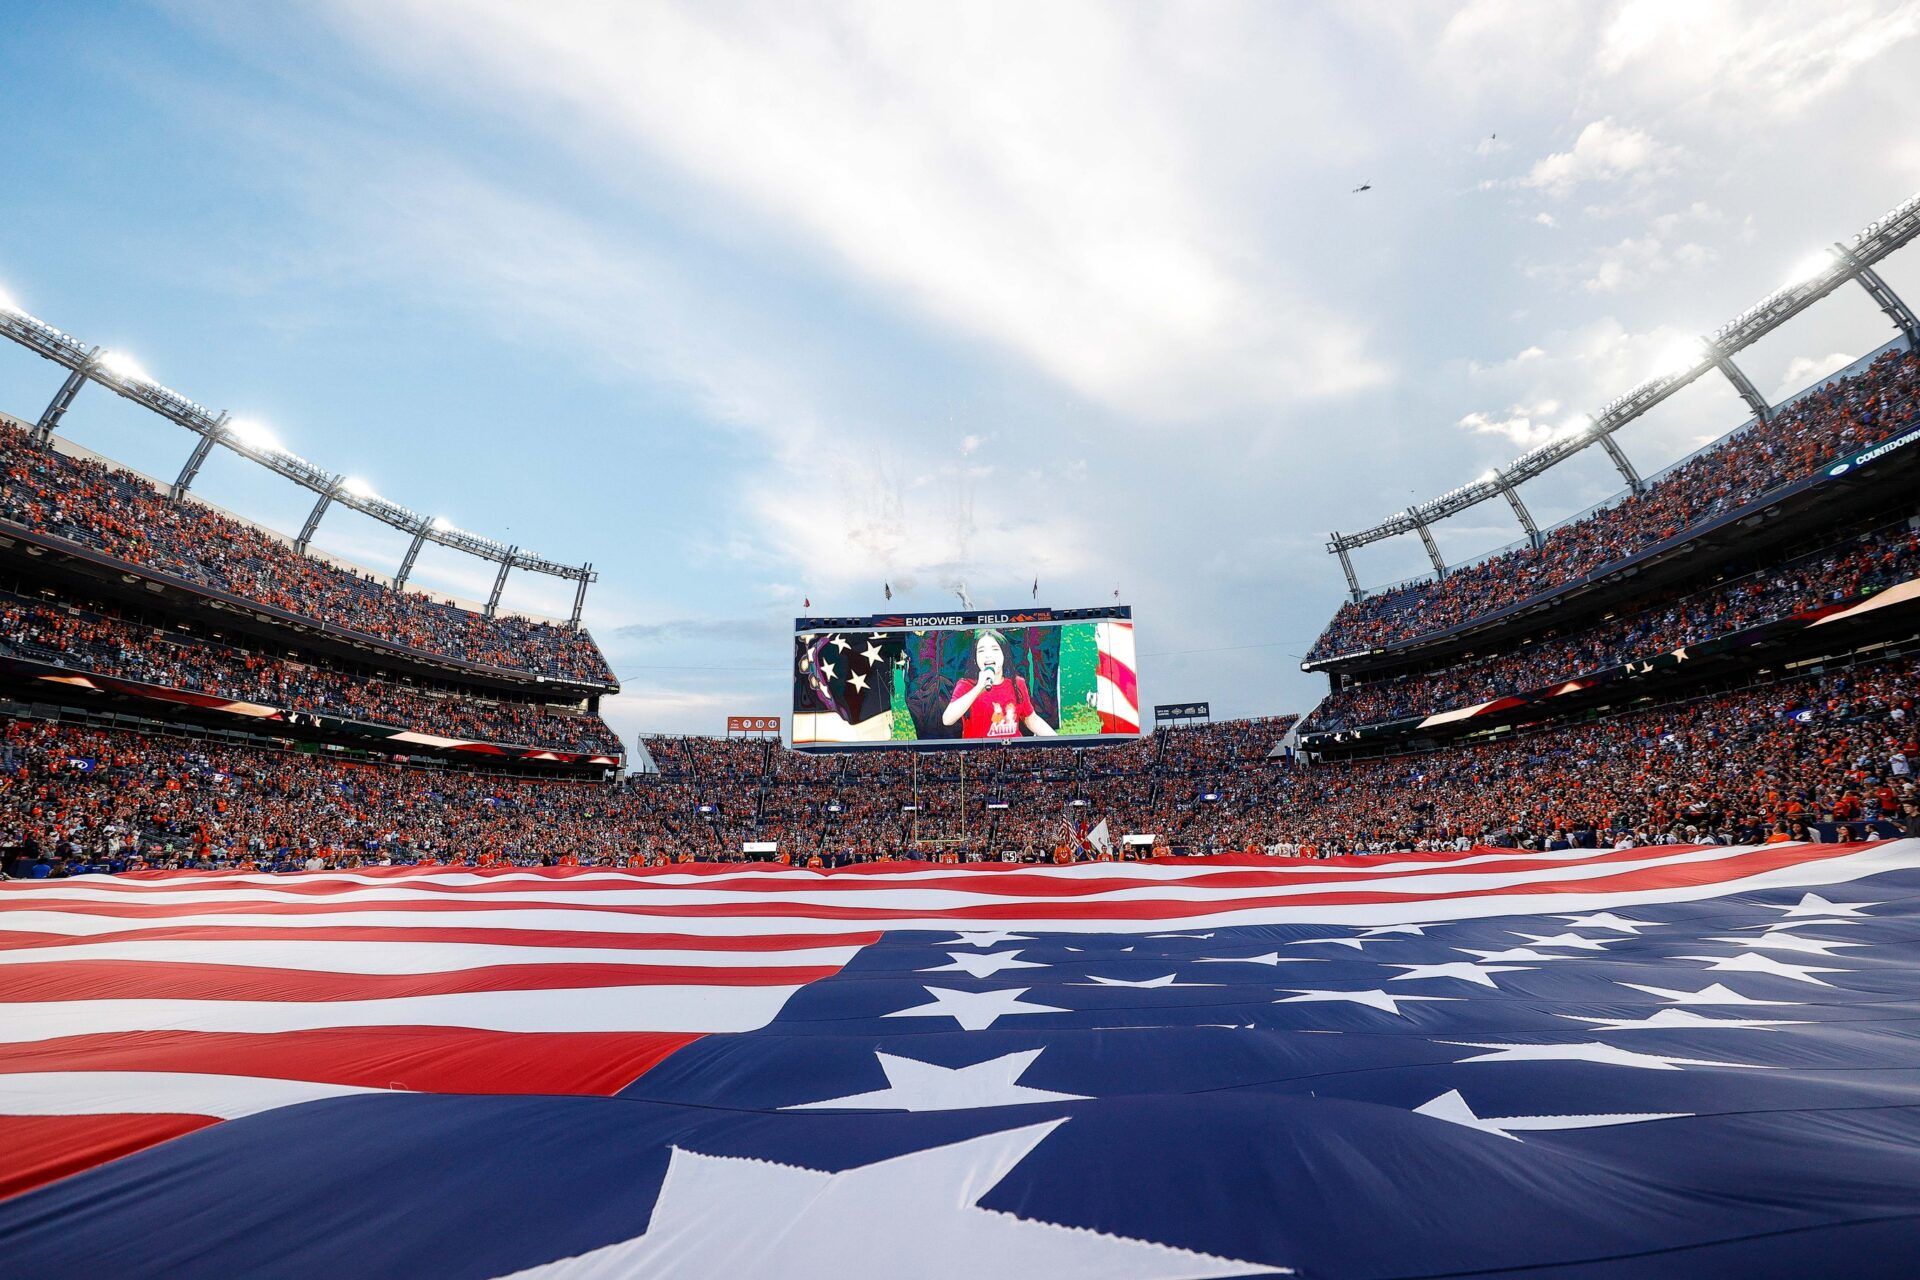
[{"left": 941, "top": 630, "right": 1058, "bottom": 739}]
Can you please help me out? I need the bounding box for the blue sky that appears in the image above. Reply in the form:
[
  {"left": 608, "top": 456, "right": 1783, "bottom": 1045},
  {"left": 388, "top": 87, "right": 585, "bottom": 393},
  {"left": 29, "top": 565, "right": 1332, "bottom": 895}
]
[{"left": 3, "top": 1, "right": 1919, "bottom": 743}]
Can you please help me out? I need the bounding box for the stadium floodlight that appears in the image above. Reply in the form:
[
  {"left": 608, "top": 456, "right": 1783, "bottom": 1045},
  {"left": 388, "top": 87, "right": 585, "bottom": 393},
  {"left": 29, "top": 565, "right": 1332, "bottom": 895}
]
[
  {"left": 95, "top": 350, "right": 153, "bottom": 384},
  {"left": 1655, "top": 336, "right": 1709, "bottom": 378},
  {"left": 1785, "top": 247, "right": 1838, "bottom": 289},
  {"left": 340, "top": 475, "right": 378, "bottom": 500},
  {"left": 429, "top": 515, "right": 453, "bottom": 532},
  {"left": 0, "top": 287, "right": 19, "bottom": 316},
  {"left": 224, "top": 417, "right": 279, "bottom": 453}
]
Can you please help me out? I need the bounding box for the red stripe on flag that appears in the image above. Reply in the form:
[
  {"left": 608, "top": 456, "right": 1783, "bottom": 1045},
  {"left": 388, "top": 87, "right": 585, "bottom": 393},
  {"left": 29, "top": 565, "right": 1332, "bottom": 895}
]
[
  {"left": 0, "top": 926, "right": 882, "bottom": 954},
  {"left": 1095, "top": 650, "right": 1138, "bottom": 708},
  {"left": 4, "top": 845, "right": 1870, "bottom": 922},
  {"left": 0, "top": 1027, "right": 697, "bottom": 1096},
  {"left": 0, "top": 1113, "right": 215, "bottom": 1201}
]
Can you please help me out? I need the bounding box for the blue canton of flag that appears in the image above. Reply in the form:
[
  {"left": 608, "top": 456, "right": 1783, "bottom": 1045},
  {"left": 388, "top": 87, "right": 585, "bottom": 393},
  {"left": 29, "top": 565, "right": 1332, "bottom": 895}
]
[{"left": 2, "top": 843, "right": 1920, "bottom": 1277}]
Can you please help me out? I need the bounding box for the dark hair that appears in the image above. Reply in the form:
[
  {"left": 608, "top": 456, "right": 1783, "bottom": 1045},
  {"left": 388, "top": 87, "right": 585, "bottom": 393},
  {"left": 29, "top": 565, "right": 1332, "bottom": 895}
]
[{"left": 968, "top": 629, "right": 1011, "bottom": 680}]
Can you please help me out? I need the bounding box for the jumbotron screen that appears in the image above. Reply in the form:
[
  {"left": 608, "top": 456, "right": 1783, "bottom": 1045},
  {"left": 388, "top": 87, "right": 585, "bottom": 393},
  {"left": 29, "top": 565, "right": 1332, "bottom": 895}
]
[{"left": 792, "top": 606, "right": 1139, "bottom": 749}]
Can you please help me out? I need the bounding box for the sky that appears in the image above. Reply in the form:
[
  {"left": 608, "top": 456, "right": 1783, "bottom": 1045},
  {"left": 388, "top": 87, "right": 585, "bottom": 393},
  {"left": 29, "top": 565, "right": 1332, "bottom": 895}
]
[{"left": 3, "top": 0, "right": 1920, "bottom": 746}]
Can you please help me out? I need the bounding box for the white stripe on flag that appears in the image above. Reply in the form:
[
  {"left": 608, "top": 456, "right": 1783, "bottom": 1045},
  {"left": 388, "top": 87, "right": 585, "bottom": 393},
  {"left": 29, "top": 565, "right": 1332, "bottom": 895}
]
[
  {"left": 0, "top": 1072, "right": 394, "bottom": 1119},
  {"left": 0, "top": 940, "right": 865, "bottom": 974},
  {"left": 0, "top": 983, "right": 807, "bottom": 1044}
]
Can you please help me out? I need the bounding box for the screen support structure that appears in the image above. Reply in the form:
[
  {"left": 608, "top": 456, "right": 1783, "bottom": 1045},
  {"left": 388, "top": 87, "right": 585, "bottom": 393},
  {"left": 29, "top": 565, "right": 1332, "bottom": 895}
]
[{"left": 910, "top": 752, "right": 968, "bottom": 849}]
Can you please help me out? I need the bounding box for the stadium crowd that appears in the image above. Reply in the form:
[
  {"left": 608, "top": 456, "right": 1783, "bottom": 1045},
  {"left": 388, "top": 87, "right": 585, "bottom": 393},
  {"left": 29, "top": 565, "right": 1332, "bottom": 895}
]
[
  {"left": 1302, "top": 519, "right": 1920, "bottom": 733},
  {"left": 1273, "top": 660, "right": 1917, "bottom": 852},
  {"left": 1309, "top": 347, "right": 1920, "bottom": 659},
  {"left": 0, "top": 592, "right": 622, "bottom": 755},
  {"left": 3, "top": 663, "right": 1912, "bottom": 877},
  {"left": 0, "top": 423, "right": 614, "bottom": 684}
]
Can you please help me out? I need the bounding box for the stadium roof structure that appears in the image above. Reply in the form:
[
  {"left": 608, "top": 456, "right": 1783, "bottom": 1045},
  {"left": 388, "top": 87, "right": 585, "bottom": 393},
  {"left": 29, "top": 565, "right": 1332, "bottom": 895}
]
[
  {"left": 0, "top": 306, "right": 596, "bottom": 624},
  {"left": 1326, "top": 189, "right": 1920, "bottom": 601}
]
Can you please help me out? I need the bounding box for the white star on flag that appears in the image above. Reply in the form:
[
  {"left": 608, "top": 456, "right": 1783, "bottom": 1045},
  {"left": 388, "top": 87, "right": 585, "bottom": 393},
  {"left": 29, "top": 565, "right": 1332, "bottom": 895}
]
[
  {"left": 1675, "top": 952, "right": 1846, "bottom": 985},
  {"left": 1356, "top": 924, "right": 1431, "bottom": 937},
  {"left": 1455, "top": 946, "right": 1584, "bottom": 964},
  {"left": 1193, "top": 952, "right": 1323, "bottom": 967},
  {"left": 1564, "top": 1009, "right": 1808, "bottom": 1032},
  {"left": 1772, "top": 893, "right": 1881, "bottom": 918},
  {"left": 1074, "top": 974, "right": 1216, "bottom": 989},
  {"left": 886, "top": 986, "right": 1067, "bottom": 1031},
  {"left": 1285, "top": 936, "right": 1382, "bottom": 951},
  {"left": 1413, "top": 1089, "right": 1689, "bottom": 1141},
  {"left": 786, "top": 1050, "right": 1087, "bottom": 1112},
  {"left": 861, "top": 642, "right": 884, "bottom": 664},
  {"left": 942, "top": 930, "right": 1034, "bottom": 949},
  {"left": 829, "top": 635, "right": 851, "bottom": 652},
  {"left": 494, "top": 1120, "right": 1287, "bottom": 1278},
  {"left": 921, "top": 950, "right": 1047, "bottom": 979},
  {"left": 1439, "top": 1041, "right": 1766, "bottom": 1070},
  {"left": 1276, "top": 989, "right": 1460, "bottom": 1017},
  {"left": 1738, "top": 918, "right": 1863, "bottom": 932},
  {"left": 849, "top": 671, "right": 869, "bottom": 692},
  {"left": 1509, "top": 932, "right": 1614, "bottom": 952},
  {"left": 1386, "top": 962, "right": 1531, "bottom": 988},
  {"left": 1702, "top": 933, "right": 1862, "bottom": 957},
  {"left": 1616, "top": 982, "right": 1796, "bottom": 1006},
  {"left": 1554, "top": 912, "right": 1651, "bottom": 933},
  {"left": 1147, "top": 932, "right": 1215, "bottom": 940}
]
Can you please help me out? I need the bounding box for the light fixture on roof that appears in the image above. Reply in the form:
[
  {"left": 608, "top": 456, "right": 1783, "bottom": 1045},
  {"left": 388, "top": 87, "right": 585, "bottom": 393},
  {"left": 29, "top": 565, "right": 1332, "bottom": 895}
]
[
  {"left": 429, "top": 515, "right": 453, "bottom": 532},
  {"left": 224, "top": 417, "right": 279, "bottom": 453},
  {"left": 96, "top": 350, "right": 153, "bottom": 384},
  {"left": 1785, "top": 247, "right": 1838, "bottom": 289},
  {"left": 0, "top": 287, "right": 20, "bottom": 316},
  {"left": 1552, "top": 414, "right": 1597, "bottom": 443},
  {"left": 340, "top": 476, "right": 377, "bottom": 500},
  {"left": 1655, "top": 336, "right": 1709, "bottom": 378}
]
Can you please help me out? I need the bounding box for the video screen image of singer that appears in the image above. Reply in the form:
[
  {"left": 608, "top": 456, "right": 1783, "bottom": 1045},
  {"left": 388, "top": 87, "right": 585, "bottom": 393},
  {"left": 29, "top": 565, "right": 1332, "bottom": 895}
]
[{"left": 792, "top": 614, "right": 1139, "bottom": 748}]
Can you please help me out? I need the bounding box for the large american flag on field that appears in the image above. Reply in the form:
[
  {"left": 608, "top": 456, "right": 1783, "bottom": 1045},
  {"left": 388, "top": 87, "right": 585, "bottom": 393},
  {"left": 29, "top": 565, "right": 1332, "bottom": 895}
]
[{"left": 4, "top": 840, "right": 1920, "bottom": 1277}]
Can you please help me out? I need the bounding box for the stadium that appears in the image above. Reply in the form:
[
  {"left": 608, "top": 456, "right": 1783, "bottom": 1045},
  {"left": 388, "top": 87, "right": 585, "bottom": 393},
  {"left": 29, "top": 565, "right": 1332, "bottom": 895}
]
[{"left": 3, "top": 6, "right": 1920, "bottom": 1277}]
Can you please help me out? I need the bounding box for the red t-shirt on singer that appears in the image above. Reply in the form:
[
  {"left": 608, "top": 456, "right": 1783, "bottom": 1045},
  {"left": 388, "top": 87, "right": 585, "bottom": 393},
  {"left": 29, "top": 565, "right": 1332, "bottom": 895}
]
[{"left": 952, "top": 675, "right": 1033, "bottom": 739}]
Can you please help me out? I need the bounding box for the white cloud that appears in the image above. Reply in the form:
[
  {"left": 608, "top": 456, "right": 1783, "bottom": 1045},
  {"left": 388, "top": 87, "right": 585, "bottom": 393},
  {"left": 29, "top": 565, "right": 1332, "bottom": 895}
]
[
  {"left": 1457, "top": 404, "right": 1569, "bottom": 449},
  {"left": 740, "top": 447, "right": 1094, "bottom": 602},
  {"left": 1597, "top": 0, "right": 1920, "bottom": 116},
  {"left": 1457, "top": 315, "right": 1747, "bottom": 463},
  {"left": 1514, "top": 119, "right": 1680, "bottom": 198},
  {"left": 126, "top": 0, "right": 1920, "bottom": 731},
  {"left": 321, "top": 0, "right": 1387, "bottom": 421},
  {"left": 1574, "top": 235, "right": 1718, "bottom": 293},
  {"left": 1775, "top": 351, "right": 1856, "bottom": 399},
  {"left": 1524, "top": 203, "right": 1722, "bottom": 293}
]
